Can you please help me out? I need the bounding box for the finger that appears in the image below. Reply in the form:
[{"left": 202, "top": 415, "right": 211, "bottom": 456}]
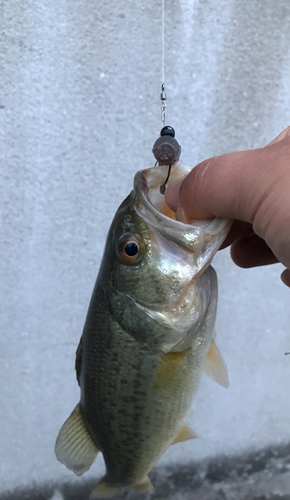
[
  {"left": 281, "top": 268, "right": 290, "bottom": 287},
  {"left": 170, "top": 149, "right": 267, "bottom": 222},
  {"left": 175, "top": 138, "right": 290, "bottom": 228},
  {"left": 267, "top": 126, "right": 290, "bottom": 145},
  {"left": 230, "top": 232, "right": 279, "bottom": 268},
  {"left": 219, "top": 221, "right": 251, "bottom": 249},
  {"left": 166, "top": 129, "right": 290, "bottom": 223},
  {"left": 165, "top": 184, "right": 251, "bottom": 250}
]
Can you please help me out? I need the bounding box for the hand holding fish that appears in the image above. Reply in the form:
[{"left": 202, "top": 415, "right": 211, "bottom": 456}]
[{"left": 165, "top": 126, "right": 290, "bottom": 287}]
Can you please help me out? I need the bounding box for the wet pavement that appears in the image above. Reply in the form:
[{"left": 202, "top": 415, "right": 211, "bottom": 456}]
[{"left": 2, "top": 443, "right": 290, "bottom": 500}]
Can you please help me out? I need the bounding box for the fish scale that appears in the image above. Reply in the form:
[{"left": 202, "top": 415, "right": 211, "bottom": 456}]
[
  {"left": 55, "top": 160, "right": 231, "bottom": 498},
  {"left": 82, "top": 271, "right": 215, "bottom": 485}
]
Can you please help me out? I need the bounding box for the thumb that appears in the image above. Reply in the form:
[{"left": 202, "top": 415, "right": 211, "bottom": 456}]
[
  {"left": 166, "top": 133, "right": 290, "bottom": 225},
  {"left": 180, "top": 150, "right": 262, "bottom": 222},
  {"left": 166, "top": 127, "right": 290, "bottom": 223},
  {"left": 166, "top": 150, "right": 262, "bottom": 222}
]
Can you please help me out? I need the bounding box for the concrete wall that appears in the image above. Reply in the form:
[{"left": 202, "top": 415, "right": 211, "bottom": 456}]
[{"left": 1, "top": 0, "right": 290, "bottom": 494}]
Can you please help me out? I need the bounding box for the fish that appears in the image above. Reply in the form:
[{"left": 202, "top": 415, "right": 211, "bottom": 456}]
[{"left": 55, "top": 159, "right": 232, "bottom": 498}]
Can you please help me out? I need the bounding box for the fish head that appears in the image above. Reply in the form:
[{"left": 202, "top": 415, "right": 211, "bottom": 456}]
[{"left": 100, "top": 161, "right": 232, "bottom": 352}]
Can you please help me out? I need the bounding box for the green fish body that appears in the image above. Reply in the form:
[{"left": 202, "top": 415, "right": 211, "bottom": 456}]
[{"left": 55, "top": 162, "right": 231, "bottom": 498}]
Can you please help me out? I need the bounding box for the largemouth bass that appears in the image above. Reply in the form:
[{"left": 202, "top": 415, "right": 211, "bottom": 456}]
[{"left": 55, "top": 150, "right": 231, "bottom": 498}]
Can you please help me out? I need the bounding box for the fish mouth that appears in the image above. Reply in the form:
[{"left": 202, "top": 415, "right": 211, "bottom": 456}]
[
  {"left": 134, "top": 161, "right": 232, "bottom": 266},
  {"left": 130, "top": 162, "right": 226, "bottom": 352}
]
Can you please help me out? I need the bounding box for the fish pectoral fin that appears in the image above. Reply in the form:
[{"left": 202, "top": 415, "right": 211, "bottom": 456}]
[
  {"left": 203, "top": 339, "right": 230, "bottom": 388},
  {"left": 55, "top": 403, "right": 99, "bottom": 476},
  {"left": 172, "top": 423, "right": 197, "bottom": 444},
  {"left": 90, "top": 476, "right": 153, "bottom": 499}
]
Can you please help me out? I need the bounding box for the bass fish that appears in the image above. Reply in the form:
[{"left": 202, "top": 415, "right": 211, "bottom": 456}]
[{"left": 55, "top": 128, "right": 231, "bottom": 498}]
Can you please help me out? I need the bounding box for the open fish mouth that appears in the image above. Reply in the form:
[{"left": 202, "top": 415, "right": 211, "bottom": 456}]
[
  {"left": 130, "top": 161, "right": 231, "bottom": 333},
  {"left": 134, "top": 160, "right": 232, "bottom": 274}
]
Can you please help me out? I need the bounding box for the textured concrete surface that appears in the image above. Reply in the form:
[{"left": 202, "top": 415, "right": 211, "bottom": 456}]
[
  {"left": 1, "top": 0, "right": 290, "bottom": 495},
  {"left": 2, "top": 443, "right": 290, "bottom": 499}
]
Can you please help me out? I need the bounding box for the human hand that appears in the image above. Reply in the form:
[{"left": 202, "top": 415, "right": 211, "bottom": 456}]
[{"left": 165, "top": 127, "right": 290, "bottom": 287}]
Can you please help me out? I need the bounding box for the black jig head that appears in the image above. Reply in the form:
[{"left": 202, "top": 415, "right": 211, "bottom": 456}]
[{"left": 152, "top": 126, "right": 181, "bottom": 194}]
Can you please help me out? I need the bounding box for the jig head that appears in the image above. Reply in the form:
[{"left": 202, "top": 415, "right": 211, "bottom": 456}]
[{"left": 152, "top": 126, "right": 181, "bottom": 194}]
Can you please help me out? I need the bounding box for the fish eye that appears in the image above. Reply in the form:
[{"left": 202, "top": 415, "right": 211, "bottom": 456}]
[
  {"left": 124, "top": 241, "right": 139, "bottom": 256},
  {"left": 118, "top": 235, "right": 144, "bottom": 264}
]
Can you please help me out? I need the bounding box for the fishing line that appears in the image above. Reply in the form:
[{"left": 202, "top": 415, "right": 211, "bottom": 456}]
[
  {"left": 162, "top": 0, "right": 165, "bottom": 85},
  {"left": 160, "top": 0, "right": 167, "bottom": 127},
  {"left": 156, "top": 0, "right": 181, "bottom": 195}
]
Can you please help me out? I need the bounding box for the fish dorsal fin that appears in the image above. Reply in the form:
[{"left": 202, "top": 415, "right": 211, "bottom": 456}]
[
  {"left": 55, "top": 403, "right": 99, "bottom": 476},
  {"left": 203, "top": 339, "right": 230, "bottom": 388},
  {"left": 172, "top": 423, "right": 197, "bottom": 444},
  {"left": 90, "top": 475, "right": 153, "bottom": 498}
]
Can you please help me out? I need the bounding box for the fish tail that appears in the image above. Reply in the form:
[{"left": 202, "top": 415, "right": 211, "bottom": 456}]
[
  {"left": 90, "top": 475, "right": 153, "bottom": 498},
  {"left": 134, "top": 475, "right": 154, "bottom": 493}
]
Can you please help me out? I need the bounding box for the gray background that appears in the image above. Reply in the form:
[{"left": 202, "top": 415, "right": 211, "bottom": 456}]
[{"left": 1, "top": 0, "right": 290, "bottom": 497}]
